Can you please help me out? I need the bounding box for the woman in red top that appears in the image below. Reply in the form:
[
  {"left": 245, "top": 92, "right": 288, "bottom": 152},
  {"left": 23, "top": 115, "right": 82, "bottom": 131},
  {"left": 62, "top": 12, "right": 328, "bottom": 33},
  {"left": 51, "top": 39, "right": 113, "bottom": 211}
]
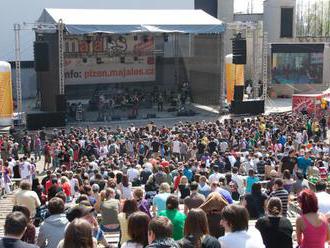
[
  {"left": 60, "top": 176, "right": 71, "bottom": 200},
  {"left": 296, "top": 189, "right": 330, "bottom": 248}
]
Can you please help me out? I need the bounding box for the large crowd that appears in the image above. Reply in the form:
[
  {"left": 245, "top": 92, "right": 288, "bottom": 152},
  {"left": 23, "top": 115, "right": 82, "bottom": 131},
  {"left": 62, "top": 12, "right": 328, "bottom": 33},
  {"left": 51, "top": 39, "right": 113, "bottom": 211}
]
[{"left": 0, "top": 112, "right": 329, "bottom": 248}]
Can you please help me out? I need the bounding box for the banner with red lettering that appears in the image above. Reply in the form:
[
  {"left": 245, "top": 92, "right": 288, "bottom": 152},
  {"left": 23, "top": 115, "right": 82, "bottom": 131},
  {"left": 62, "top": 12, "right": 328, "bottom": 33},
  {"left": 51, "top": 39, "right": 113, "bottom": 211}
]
[{"left": 64, "top": 35, "right": 156, "bottom": 85}]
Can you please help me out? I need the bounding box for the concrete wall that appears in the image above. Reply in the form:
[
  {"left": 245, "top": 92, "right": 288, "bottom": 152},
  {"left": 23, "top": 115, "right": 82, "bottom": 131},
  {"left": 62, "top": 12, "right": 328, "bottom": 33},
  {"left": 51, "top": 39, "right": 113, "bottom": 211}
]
[
  {"left": 218, "top": 0, "right": 234, "bottom": 56},
  {"left": 263, "top": 0, "right": 296, "bottom": 43}
]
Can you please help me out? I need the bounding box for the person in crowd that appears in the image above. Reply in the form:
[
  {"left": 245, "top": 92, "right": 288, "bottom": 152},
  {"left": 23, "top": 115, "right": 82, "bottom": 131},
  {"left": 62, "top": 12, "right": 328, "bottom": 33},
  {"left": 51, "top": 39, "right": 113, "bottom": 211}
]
[
  {"left": 296, "top": 189, "right": 330, "bottom": 248},
  {"left": 13, "top": 180, "right": 41, "bottom": 218},
  {"left": 282, "top": 169, "right": 294, "bottom": 193},
  {"left": 118, "top": 199, "right": 138, "bottom": 245},
  {"left": 178, "top": 208, "right": 220, "bottom": 248},
  {"left": 2, "top": 161, "right": 12, "bottom": 194},
  {"left": 66, "top": 202, "right": 110, "bottom": 248},
  {"left": 245, "top": 169, "right": 259, "bottom": 194},
  {"left": 0, "top": 211, "right": 38, "bottom": 248},
  {"left": 292, "top": 171, "right": 309, "bottom": 194},
  {"left": 231, "top": 167, "right": 245, "bottom": 196},
  {"left": 198, "top": 175, "right": 211, "bottom": 198},
  {"left": 118, "top": 174, "right": 133, "bottom": 200},
  {"left": 218, "top": 205, "right": 265, "bottom": 248},
  {"left": 121, "top": 211, "right": 150, "bottom": 248},
  {"left": 269, "top": 179, "right": 289, "bottom": 217},
  {"left": 159, "top": 195, "right": 186, "bottom": 241},
  {"left": 57, "top": 218, "right": 97, "bottom": 248},
  {"left": 133, "top": 187, "right": 151, "bottom": 218},
  {"left": 278, "top": 149, "right": 297, "bottom": 175},
  {"left": 297, "top": 151, "right": 313, "bottom": 177},
  {"left": 12, "top": 205, "right": 36, "bottom": 244},
  {"left": 243, "top": 182, "right": 268, "bottom": 220},
  {"left": 146, "top": 216, "right": 180, "bottom": 248},
  {"left": 152, "top": 182, "right": 171, "bottom": 216},
  {"left": 37, "top": 197, "right": 69, "bottom": 248},
  {"left": 199, "top": 192, "right": 227, "bottom": 239},
  {"left": 177, "top": 176, "right": 190, "bottom": 203},
  {"left": 94, "top": 187, "right": 120, "bottom": 232},
  {"left": 183, "top": 181, "right": 205, "bottom": 214},
  {"left": 315, "top": 180, "right": 330, "bottom": 214},
  {"left": 255, "top": 197, "right": 293, "bottom": 248},
  {"left": 211, "top": 182, "right": 233, "bottom": 204}
]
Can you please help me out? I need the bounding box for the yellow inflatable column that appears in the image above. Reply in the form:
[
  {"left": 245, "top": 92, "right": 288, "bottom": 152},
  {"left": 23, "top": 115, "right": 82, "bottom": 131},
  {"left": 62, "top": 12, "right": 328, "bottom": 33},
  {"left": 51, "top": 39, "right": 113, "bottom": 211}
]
[
  {"left": 225, "top": 55, "right": 244, "bottom": 103},
  {"left": 0, "top": 61, "right": 13, "bottom": 126}
]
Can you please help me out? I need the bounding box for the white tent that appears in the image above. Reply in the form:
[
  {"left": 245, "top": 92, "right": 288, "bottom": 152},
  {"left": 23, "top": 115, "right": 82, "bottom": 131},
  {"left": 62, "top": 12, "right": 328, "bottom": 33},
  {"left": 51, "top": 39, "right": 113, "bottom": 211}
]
[{"left": 37, "top": 8, "right": 225, "bottom": 34}]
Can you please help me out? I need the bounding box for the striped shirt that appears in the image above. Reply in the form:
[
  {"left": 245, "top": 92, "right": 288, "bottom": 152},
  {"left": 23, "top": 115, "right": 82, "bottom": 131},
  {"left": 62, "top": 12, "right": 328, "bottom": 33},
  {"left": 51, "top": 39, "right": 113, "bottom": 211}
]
[{"left": 270, "top": 189, "right": 289, "bottom": 216}]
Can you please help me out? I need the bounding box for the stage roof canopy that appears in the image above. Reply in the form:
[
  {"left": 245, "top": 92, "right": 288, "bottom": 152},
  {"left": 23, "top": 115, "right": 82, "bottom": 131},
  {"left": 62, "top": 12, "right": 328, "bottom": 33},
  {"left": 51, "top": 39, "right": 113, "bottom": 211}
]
[{"left": 37, "top": 8, "right": 225, "bottom": 34}]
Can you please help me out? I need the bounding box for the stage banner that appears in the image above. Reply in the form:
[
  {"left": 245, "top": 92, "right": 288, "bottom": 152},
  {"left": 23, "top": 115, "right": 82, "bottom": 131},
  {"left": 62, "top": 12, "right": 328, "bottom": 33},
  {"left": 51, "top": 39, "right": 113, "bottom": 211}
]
[{"left": 64, "top": 35, "right": 156, "bottom": 85}]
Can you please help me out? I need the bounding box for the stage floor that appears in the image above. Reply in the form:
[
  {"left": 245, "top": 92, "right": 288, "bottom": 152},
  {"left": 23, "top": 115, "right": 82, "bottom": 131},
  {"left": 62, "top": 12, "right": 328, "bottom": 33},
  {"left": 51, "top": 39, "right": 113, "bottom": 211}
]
[{"left": 192, "top": 98, "right": 292, "bottom": 115}]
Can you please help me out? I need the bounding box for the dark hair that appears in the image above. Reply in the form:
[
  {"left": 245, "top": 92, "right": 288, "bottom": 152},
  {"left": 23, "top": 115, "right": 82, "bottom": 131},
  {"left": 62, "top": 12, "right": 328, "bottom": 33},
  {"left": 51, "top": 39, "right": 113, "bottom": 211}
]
[
  {"left": 315, "top": 180, "right": 327, "bottom": 192},
  {"left": 4, "top": 212, "right": 27, "bottom": 236},
  {"left": 251, "top": 182, "right": 262, "bottom": 195},
  {"left": 283, "top": 170, "right": 291, "bottom": 180},
  {"left": 189, "top": 182, "right": 198, "bottom": 191},
  {"left": 63, "top": 218, "right": 94, "bottom": 248},
  {"left": 248, "top": 169, "right": 255, "bottom": 177},
  {"left": 116, "top": 173, "right": 123, "bottom": 184},
  {"left": 221, "top": 205, "right": 249, "bottom": 232},
  {"left": 122, "top": 199, "right": 138, "bottom": 219},
  {"left": 184, "top": 209, "right": 209, "bottom": 248},
  {"left": 55, "top": 191, "right": 67, "bottom": 203},
  {"left": 232, "top": 167, "right": 238, "bottom": 174},
  {"left": 122, "top": 174, "right": 129, "bottom": 187},
  {"left": 148, "top": 216, "right": 173, "bottom": 240},
  {"left": 295, "top": 171, "right": 304, "bottom": 180},
  {"left": 267, "top": 197, "right": 282, "bottom": 216},
  {"left": 48, "top": 197, "right": 65, "bottom": 215},
  {"left": 76, "top": 194, "right": 89, "bottom": 203},
  {"left": 298, "top": 189, "right": 318, "bottom": 214},
  {"left": 166, "top": 195, "right": 179, "bottom": 210},
  {"left": 127, "top": 212, "right": 150, "bottom": 246},
  {"left": 274, "top": 178, "right": 284, "bottom": 188},
  {"left": 12, "top": 205, "right": 31, "bottom": 220}
]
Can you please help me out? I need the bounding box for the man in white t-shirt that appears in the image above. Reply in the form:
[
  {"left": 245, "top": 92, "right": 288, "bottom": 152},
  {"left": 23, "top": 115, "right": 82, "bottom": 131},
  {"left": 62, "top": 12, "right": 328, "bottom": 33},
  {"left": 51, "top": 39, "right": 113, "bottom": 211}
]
[
  {"left": 208, "top": 165, "right": 222, "bottom": 184},
  {"left": 315, "top": 181, "right": 330, "bottom": 214},
  {"left": 14, "top": 181, "right": 41, "bottom": 217},
  {"left": 219, "top": 205, "right": 265, "bottom": 248},
  {"left": 231, "top": 167, "right": 245, "bottom": 196},
  {"left": 172, "top": 138, "right": 181, "bottom": 159},
  {"left": 20, "top": 157, "right": 31, "bottom": 181}
]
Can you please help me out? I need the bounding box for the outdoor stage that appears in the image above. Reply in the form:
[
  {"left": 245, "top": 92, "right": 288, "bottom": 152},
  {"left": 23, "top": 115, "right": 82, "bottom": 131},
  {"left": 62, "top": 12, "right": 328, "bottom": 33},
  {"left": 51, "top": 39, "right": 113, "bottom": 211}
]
[{"left": 29, "top": 8, "right": 226, "bottom": 129}]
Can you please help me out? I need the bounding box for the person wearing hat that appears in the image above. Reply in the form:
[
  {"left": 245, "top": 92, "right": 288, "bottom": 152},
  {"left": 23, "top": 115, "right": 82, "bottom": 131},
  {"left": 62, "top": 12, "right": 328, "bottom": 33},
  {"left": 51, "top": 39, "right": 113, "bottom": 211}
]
[{"left": 67, "top": 202, "right": 111, "bottom": 248}]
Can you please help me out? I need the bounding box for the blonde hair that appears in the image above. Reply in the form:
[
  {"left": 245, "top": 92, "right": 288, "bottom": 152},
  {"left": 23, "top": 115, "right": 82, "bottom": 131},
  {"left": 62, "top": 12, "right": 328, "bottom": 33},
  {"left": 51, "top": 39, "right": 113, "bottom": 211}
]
[
  {"left": 159, "top": 183, "right": 171, "bottom": 193},
  {"left": 180, "top": 176, "right": 188, "bottom": 185}
]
